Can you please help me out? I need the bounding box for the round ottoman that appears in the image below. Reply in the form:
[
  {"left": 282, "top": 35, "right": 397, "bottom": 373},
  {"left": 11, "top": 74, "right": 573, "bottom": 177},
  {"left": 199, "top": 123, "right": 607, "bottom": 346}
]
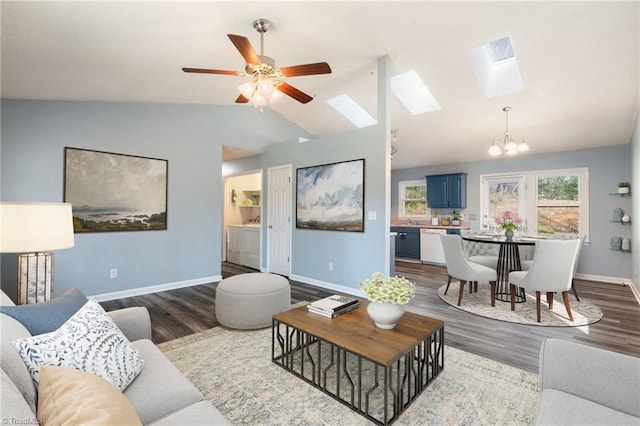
[{"left": 215, "top": 273, "right": 291, "bottom": 329}]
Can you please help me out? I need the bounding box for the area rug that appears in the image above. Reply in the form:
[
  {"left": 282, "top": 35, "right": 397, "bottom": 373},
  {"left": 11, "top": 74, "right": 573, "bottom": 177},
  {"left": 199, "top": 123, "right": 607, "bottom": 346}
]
[
  {"left": 159, "top": 326, "right": 539, "bottom": 425},
  {"left": 437, "top": 284, "right": 603, "bottom": 327}
]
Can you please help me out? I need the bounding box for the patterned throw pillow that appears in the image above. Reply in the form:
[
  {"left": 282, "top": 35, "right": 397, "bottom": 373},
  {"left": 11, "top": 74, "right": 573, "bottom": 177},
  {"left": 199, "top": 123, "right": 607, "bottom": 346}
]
[{"left": 10, "top": 300, "right": 144, "bottom": 391}]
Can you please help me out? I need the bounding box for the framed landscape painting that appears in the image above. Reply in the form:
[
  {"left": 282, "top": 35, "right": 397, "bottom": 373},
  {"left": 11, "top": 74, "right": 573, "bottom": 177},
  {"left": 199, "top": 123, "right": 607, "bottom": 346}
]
[
  {"left": 296, "top": 158, "right": 364, "bottom": 232},
  {"left": 64, "top": 147, "right": 168, "bottom": 232}
]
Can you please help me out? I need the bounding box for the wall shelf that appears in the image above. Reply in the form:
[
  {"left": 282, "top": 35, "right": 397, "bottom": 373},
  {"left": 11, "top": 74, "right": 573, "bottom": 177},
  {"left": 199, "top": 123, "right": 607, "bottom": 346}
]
[
  {"left": 610, "top": 248, "right": 632, "bottom": 253},
  {"left": 610, "top": 221, "right": 632, "bottom": 225},
  {"left": 609, "top": 192, "right": 631, "bottom": 197}
]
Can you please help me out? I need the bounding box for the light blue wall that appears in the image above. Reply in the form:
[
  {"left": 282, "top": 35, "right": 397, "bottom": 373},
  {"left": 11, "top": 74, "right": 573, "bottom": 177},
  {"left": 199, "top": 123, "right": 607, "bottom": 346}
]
[
  {"left": 630, "top": 110, "right": 639, "bottom": 293},
  {"left": 0, "top": 99, "right": 307, "bottom": 300},
  {"left": 391, "top": 145, "right": 633, "bottom": 281}
]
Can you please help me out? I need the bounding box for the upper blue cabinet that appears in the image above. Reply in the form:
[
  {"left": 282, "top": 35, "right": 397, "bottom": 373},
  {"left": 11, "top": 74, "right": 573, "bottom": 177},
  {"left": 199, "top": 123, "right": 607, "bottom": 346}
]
[{"left": 426, "top": 173, "right": 467, "bottom": 209}]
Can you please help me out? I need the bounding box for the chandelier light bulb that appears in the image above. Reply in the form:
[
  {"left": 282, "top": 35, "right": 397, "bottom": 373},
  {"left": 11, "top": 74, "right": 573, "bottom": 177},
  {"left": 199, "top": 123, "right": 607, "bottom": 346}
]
[
  {"left": 517, "top": 139, "right": 530, "bottom": 152},
  {"left": 488, "top": 139, "right": 502, "bottom": 156}
]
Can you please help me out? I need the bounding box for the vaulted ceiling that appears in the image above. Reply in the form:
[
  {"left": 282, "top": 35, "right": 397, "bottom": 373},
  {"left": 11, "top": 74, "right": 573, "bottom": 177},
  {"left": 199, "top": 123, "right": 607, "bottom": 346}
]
[{"left": 2, "top": 1, "right": 638, "bottom": 169}]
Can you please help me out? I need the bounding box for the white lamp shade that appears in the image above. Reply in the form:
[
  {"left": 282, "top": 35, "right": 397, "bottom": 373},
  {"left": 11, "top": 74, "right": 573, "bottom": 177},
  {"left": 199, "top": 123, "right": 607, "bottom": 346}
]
[{"left": 0, "top": 202, "right": 75, "bottom": 253}]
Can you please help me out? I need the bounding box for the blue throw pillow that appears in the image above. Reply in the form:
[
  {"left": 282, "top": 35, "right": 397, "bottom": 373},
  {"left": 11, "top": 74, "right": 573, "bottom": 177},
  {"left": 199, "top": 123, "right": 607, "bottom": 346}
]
[{"left": 0, "top": 288, "right": 88, "bottom": 336}]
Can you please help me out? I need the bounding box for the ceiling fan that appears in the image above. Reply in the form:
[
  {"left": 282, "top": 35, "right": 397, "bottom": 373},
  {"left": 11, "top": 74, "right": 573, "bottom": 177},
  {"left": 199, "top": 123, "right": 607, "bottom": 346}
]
[{"left": 182, "top": 19, "right": 332, "bottom": 107}]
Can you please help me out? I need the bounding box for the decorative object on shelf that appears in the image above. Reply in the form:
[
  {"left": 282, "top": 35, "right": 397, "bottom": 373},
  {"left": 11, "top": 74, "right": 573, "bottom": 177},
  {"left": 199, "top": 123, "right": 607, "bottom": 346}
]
[
  {"left": 495, "top": 211, "right": 522, "bottom": 239},
  {"left": 231, "top": 189, "right": 237, "bottom": 204},
  {"left": 0, "top": 202, "right": 75, "bottom": 304},
  {"left": 622, "top": 214, "right": 631, "bottom": 223},
  {"left": 360, "top": 272, "right": 415, "bottom": 329},
  {"left": 610, "top": 236, "right": 622, "bottom": 249},
  {"left": 451, "top": 209, "right": 461, "bottom": 226},
  {"left": 250, "top": 194, "right": 260, "bottom": 205},
  {"left": 488, "top": 106, "right": 530, "bottom": 156},
  {"left": 614, "top": 208, "right": 624, "bottom": 222},
  {"left": 621, "top": 238, "right": 631, "bottom": 251},
  {"left": 618, "top": 182, "right": 630, "bottom": 194},
  {"left": 241, "top": 198, "right": 254, "bottom": 206}
]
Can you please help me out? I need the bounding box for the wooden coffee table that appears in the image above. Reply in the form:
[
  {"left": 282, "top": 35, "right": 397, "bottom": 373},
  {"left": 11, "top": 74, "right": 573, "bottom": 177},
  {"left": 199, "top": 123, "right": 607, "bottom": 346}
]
[{"left": 272, "top": 301, "right": 444, "bottom": 425}]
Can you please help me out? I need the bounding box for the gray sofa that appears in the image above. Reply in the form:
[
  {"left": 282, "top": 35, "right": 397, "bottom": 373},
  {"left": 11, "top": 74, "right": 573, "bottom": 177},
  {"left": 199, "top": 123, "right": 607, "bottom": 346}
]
[
  {"left": 0, "top": 290, "right": 229, "bottom": 425},
  {"left": 536, "top": 338, "right": 639, "bottom": 425}
]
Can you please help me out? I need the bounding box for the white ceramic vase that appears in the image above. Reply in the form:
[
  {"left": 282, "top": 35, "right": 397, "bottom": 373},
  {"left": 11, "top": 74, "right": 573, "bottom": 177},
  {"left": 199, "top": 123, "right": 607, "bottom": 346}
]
[{"left": 367, "top": 302, "right": 405, "bottom": 329}]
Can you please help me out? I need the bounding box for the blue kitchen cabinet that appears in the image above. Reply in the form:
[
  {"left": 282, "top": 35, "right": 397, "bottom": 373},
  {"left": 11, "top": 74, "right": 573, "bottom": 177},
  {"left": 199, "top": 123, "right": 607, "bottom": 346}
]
[
  {"left": 426, "top": 173, "right": 467, "bottom": 209},
  {"left": 391, "top": 226, "right": 420, "bottom": 260}
]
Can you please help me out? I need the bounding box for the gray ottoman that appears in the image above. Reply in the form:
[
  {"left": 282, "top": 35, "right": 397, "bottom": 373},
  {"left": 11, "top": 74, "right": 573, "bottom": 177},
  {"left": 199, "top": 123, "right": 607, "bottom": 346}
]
[{"left": 215, "top": 273, "right": 291, "bottom": 329}]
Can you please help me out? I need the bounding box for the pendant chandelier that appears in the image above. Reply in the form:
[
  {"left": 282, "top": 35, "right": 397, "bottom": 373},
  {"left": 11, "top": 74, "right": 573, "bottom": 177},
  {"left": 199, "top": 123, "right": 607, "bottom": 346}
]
[{"left": 488, "top": 106, "right": 530, "bottom": 156}]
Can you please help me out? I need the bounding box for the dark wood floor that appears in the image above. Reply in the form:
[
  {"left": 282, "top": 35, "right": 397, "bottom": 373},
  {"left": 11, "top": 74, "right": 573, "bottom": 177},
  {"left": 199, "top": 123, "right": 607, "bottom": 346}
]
[{"left": 101, "top": 261, "right": 640, "bottom": 373}]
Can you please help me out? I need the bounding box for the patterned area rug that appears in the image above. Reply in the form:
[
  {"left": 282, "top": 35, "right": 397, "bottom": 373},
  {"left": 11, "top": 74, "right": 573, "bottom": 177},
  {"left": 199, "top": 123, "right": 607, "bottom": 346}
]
[
  {"left": 437, "top": 284, "right": 603, "bottom": 327},
  {"left": 159, "top": 326, "right": 539, "bottom": 425}
]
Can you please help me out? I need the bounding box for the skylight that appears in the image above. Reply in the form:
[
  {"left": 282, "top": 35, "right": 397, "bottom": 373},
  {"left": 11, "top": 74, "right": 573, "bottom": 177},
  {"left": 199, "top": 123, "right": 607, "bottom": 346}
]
[
  {"left": 391, "top": 70, "right": 441, "bottom": 115},
  {"left": 468, "top": 36, "right": 524, "bottom": 98},
  {"left": 327, "top": 95, "right": 377, "bottom": 128}
]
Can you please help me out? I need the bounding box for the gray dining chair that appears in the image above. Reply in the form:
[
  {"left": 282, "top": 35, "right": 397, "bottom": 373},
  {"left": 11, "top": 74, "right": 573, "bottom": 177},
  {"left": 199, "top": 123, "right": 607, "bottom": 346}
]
[
  {"left": 440, "top": 234, "right": 498, "bottom": 307},
  {"left": 460, "top": 229, "right": 499, "bottom": 270},
  {"left": 508, "top": 239, "right": 581, "bottom": 322}
]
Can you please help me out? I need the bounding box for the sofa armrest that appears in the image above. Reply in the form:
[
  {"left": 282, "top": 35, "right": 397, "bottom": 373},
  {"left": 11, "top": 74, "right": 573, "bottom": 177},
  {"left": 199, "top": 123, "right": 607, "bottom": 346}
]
[
  {"left": 108, "top": 307, "right": 152, "bottom": 342},
  {"left": 539, "top": 338, "right": 640, "bottom": 417}
]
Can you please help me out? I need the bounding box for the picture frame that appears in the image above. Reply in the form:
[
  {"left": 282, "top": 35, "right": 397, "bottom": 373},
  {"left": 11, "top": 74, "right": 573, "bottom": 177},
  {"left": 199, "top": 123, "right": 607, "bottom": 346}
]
[
  {"left": 64, "top": 147, "right": 168, "bottom": 233},
  {"left": 296, "top": 158, "right": 364, "bottom": 232}
]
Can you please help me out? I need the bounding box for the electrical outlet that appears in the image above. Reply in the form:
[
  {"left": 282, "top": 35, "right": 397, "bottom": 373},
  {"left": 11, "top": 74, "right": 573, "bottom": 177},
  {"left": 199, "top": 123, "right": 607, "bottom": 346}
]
[
  {"left": 110, "top": 268, "right": 118, "bottom": 279},
  {"left": 328, "top": 262, "right": 333, "bottom": 271}
]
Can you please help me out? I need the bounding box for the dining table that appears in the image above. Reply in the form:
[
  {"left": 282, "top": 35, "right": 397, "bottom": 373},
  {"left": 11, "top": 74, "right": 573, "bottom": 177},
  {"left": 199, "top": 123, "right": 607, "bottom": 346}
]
[{"left": 461, "top": 234, "right": 542, "bottom": 303}]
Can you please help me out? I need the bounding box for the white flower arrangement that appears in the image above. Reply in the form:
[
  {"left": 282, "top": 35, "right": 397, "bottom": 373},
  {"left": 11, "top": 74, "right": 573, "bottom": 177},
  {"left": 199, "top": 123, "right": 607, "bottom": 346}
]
[{"left": 359, "top": 272, "right": 416, "bottom": 305}]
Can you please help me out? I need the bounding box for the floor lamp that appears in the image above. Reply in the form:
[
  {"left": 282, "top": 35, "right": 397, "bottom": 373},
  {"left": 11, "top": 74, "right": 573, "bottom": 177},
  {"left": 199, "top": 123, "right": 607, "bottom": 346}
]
[{"left": 0, "top": 202, "right": 75, "bottom": 304}]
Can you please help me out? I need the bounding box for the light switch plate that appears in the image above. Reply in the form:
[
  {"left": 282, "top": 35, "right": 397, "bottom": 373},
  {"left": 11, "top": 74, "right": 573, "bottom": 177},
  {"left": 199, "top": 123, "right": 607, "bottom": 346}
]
[{"left": 368, "top": 211, "right": 376, "bottom": 220}]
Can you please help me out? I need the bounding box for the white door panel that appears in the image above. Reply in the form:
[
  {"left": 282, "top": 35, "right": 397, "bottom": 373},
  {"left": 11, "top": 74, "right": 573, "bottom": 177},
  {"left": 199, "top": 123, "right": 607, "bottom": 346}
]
[{"left": 268, "top": 165, "right": 292, "bottom": 276}]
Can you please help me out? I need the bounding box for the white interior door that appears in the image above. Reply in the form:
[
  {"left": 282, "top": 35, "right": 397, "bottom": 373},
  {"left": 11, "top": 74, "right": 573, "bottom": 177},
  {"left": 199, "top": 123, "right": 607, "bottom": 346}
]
[{"left": 267, "top": 165, "right": 292, "bottom": 276}]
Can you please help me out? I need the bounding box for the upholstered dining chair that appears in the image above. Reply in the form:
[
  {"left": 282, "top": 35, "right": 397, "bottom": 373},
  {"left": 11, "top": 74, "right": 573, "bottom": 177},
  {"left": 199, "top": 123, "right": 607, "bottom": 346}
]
[
  {"left": 553, "top": 233, "right": 585, "bottom": 301},
  {"left": 508, "top": 239, "right": 581, "bottom": 322},
  {"left": 460, "top": 229, "right": 500, "bottom": 270},
  {"left": 440, "top": 234, "right": 498, "bottom": 307}
]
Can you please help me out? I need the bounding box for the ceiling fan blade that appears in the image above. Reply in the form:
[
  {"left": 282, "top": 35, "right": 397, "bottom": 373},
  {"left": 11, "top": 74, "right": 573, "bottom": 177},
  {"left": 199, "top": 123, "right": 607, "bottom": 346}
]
[
  {"left": 280, "top": 62, "right": 332, "bottom": 77},
  {"left": 182, "top": 67, "right": 240, "bottom": 76},
  {"left": 227, "top": 34, "right": 261, "bottom": 65},
  {"left": 277, "top": 82, "right": 314, "bottom": 104},
  {"left": 235, "top": 94, "right": 250, "bottom": 103}
]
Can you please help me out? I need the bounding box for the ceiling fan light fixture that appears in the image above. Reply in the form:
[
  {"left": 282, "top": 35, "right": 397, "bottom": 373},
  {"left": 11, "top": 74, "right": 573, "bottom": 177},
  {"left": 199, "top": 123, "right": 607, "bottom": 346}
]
[{"left": 238, "top": 81, "right": 256, "bottom": 99}]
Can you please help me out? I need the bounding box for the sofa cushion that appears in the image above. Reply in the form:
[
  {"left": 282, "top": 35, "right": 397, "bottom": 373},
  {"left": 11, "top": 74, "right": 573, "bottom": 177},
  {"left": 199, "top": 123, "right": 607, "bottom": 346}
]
[
  {"left": 10, "top": 299, "right": 144, "bottom": 391},
  {"left": 0, "top": 288, "right": 87, "bottom": 335},
  {"left": 536, "top": 389, "right": 639, "bottom": 425},
  {"left": 1, "top": 313, "right": 38, "bottom": 413},
  {"left": 37, "top": 365, "right": 142, "bottom": 426},
  {"left": 1, "top": 368, "right": 36, "bottom": 421},
  {"left": 125, "top": 339, "right": 204, "bottom": 424}
]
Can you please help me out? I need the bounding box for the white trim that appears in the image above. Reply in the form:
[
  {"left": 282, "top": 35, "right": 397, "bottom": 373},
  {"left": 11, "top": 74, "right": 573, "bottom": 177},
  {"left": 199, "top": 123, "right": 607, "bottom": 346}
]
[
  {"left": 289, "top": 274, "right": 365, "bottom": 299},
  {"left": 90, "top": 275, "right": 221, "bottom": 302},
  {"left": 575, "top": 273, "right": 634, "bottom": 286}
]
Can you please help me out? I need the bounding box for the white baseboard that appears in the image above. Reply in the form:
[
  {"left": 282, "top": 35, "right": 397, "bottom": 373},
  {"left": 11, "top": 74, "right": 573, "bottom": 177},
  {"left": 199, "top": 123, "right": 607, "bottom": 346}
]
[
  {"left": 289, "top": 274, "right": 365, "bottom": 299},
  {"left": 575, "top": 273, "right": 633, "bottom": 286},
  {"left": 91, "top": 275, "right": 221, "bottom": 302}
]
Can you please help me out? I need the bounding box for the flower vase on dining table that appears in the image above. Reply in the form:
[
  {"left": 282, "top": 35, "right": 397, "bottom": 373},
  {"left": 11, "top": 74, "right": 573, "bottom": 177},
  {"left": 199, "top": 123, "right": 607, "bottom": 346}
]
[{"left": 505, "top": 229, "right": 514, "bottom": 240}]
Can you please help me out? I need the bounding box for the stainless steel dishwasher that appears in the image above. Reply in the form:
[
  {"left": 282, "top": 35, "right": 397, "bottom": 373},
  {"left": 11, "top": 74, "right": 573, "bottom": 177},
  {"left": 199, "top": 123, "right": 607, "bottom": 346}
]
[{"left": 420, "top": 228, "right": 447, "bottom": 264}]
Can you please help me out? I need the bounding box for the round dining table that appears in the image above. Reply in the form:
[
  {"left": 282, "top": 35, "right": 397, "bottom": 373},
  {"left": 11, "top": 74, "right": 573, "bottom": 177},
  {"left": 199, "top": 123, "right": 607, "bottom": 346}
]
[{"left": 461, "top": 234, "right": 539, "bottom": 303}]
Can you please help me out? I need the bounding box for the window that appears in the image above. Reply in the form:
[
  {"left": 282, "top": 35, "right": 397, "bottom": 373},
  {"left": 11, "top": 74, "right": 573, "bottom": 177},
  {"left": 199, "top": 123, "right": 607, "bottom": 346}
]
[
  {"left": 481, "top": 168, "right": 589, "bottom": 238},
  {"left": 398, "top": 180, "right": 427, "bottom": 217}
]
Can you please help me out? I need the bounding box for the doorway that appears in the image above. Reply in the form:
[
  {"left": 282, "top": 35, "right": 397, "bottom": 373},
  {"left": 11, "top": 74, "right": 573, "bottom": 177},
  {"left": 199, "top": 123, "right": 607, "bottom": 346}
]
[{"left": 267, "top": 164, "right": 292, "bottom": 276}]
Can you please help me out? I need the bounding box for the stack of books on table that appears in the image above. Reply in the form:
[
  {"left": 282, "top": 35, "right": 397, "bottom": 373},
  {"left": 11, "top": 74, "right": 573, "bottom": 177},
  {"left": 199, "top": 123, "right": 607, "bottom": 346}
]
[{"left": 307, "top": 295, "right": 359, "bottom": 318}]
